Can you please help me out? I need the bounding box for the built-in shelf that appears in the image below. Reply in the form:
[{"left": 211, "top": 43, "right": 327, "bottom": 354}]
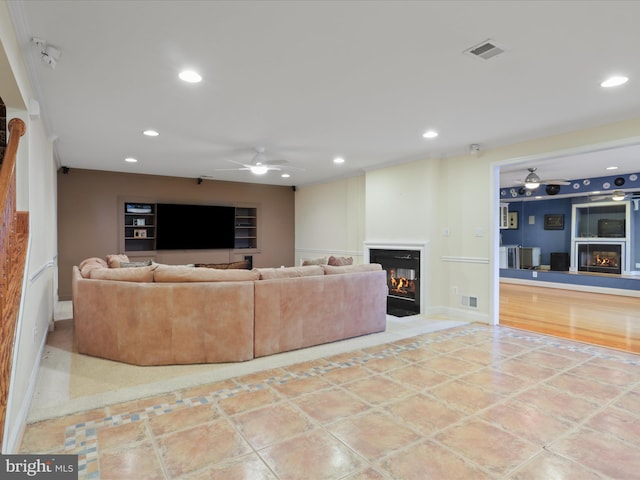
[
  {"left": 235, "top": 207, "right": 257, "bottom": 249},
  {"left": 124, "top": 204, "right": 156, "bottom": 252}
]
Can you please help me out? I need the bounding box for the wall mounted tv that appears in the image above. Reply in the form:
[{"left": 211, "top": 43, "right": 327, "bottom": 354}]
[
  {"left": 597, "top": 218, "right": 625, "bottom": 238},
  {"left": 156, "top": 203, "right": 235, "bottom": 250}
]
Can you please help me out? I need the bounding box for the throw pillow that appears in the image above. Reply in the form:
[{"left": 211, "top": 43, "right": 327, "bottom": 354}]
[
  {"left": 194, "top": 260, "right": 249, "bottom": 270},
  {"left": 106, "top": 254, "right": 130, "bottom": 268},
  {"left": 79, "top": 257, "right": 108, "bottom": 270},
  {"left": 328, "top": 255, "right": 354, "bottom": 266},
  {"left": 120, "top": 260, "right": 153, "bottom": 268},
  {"left": 79, "top": 259, "right": 108, "bottom": 278},
  {"left": 301, "top": 256, "right": 327, "bottom": 266}
]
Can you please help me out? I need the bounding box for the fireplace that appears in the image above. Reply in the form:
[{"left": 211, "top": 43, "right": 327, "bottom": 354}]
[
  {"left": 577, "top": 243, "right": 622, "bottom": 274},
  {"left": 369, "top": 248, "right": 420, "bottom": 317}
]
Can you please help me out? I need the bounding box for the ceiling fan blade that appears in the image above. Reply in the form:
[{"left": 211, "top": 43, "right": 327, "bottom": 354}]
[{"left": 541, "top": 179, "right": 571, "bottom": 185}]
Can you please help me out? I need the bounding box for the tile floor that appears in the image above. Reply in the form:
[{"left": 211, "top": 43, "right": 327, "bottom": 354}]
[{"left": 19, "top": 323, "right": 640, "bottom": 479}]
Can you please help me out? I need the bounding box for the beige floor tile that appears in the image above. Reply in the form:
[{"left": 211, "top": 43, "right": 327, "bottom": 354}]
[
  {"left": 384, "top": 363, "right": 450, "bottom": 390},
  {"left": 514, "top": 384, "right": 600, "bottom": 423},
  {"left": 97, "top": 420, "right": 149, "bottom": 452},
  {"left": 452, "top": 345, "right": 506, "bottom": 366},
  {"left": 384, "top": 393, "right": 466, "bottom": 435},
  {"left": 293, "top": 387, "right": 371, "bottom": 424},
  {"left": 98, "top": 442, "right": 164, "bottom": 480},
  {"left": 436, "top": 419, "right": 540, "bottom": 476},
  {"left": 480, "top": 400, "right": 574, "bottom": 445},
  {"left": 497, "top": 357, "right": 560, "bottom": 381},
  {"left": 148, "top": 402, "right": 221, "bottom": 436},
  {"left": 361, "top": 355, "right": 409, "bottom": 373},
  {"left": 341, "top": 375, "right": 413, "bottom": 405},
  {"left": 429, "top": 380, "right": 504, "bottom": 415},
  {"left": 418, "top": 355, "right": 480, "bottom": 377},
  {"left": 613, "top": 389, "right": 640, "bottom": 415},
  {"left": 566, "top": 361, "right": 639, "bottom": 386},
  {"left": 381, "top": 439, "right": 494, "bottom": 480},
  {"left": 260, "top": 429, "right": 365, "bottom": 480},
  {"left": 545, "top": 373, "right": 623, "bottom": 403},
  {"left": 181, "top": 453, "right": 276, "bottom": 480},
  {"left": 586, "top": 406, "right": 640, "bottom": 447},
  {"left": 516, "top": 349, "right": 583, "bottom": 370},
  {"left": 509, "top": 450, "right": 604, "bottom": 480},
  {"left": 342, "top": 467, "right": 387, "bottom": 480},
  {"left": 328, "top": 411, "right": 421, "bottom": 461},
  {"left": 232, "top": 402, "right": 314, "bottom": 449},
  {"left": 459, "top": 367, "right": 529, "bottom": 395},
  {"left": 218, "top": 387, "right": 282, "bottom": 416},
  {"left": 323, "top": 364, "right": 372, "bottom": 384},
  {"left": 270, "top": 374, "right": 332, "bottom": 397},
  {"left": 157, "top": 419, "right": 252, "bottom": 477},
  {"left": 549, "top": 427, "right": 640, "bottom": 479}
]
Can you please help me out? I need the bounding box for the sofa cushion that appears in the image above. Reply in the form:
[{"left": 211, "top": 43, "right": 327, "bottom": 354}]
[
  {"left": 89, "top": 265, "right": 156, "bottom": 282},
  {"left": 322, "top": 263, "right": 382, "bottom": 275},
  {"left": 154, "top": 264, "right": 259, "bottom": 282},
  {"left": 106, "top": 254, "right": 130, "bottom": 268},
  {"left": 255, "top": 265, "right": 325, "bottom": 280},
  {"left": 328, "top": 255, "right": 353, "bottom": 266}
]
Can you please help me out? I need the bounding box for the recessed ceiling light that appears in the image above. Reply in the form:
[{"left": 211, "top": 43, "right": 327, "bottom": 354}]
[
  {"left": 143, "top": 129, "right": 159, "bottom": 137},
  {"left": 600, "top": 75, "right": 628, "bottom": 88},
  {"left": 179, "top": 70, "right": 202, "bottom": 83},
  {"left": 606, "top": 166, "right": 618, "bottom": 170},
  {"left": 125, "top": 157, "right": 138, "bottom": 163},
  {"left": 281, "top": 173, "right": 291, "bottom": 178},
  {"left": 422, "top": 130, "right": 438, "bottom": 139},
  {"left": 333, "top": 157, "right": 345, "bottom": 164}
]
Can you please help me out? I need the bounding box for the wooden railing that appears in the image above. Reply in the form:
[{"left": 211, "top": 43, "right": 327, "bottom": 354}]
[{"left": 0, "top": 118, "right": 28, "bottom": 447}]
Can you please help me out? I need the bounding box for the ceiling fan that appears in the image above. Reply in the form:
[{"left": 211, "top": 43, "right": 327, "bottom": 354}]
[
  {"left": 211, "top": 147, "right": 304, "bottom": 176},
  {"left": 515, "top": 168, "right": 571, "bottom": 190},
  {"left": 589, "top": 190, "right": 640, "bottom": 202}
]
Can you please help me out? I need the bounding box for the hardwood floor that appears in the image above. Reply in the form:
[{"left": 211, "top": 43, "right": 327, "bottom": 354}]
[{"left": 500, "top": 282, "right": 640, "bottom": 354}]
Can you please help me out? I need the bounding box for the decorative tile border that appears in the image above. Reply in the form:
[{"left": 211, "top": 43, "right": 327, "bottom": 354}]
[{"left": 63, "top": 325, "right": 638, "bottom": 479}]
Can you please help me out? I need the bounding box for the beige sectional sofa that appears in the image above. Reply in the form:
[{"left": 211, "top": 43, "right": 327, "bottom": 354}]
[{"left": 72, "top": 257, "right": 388, "bottom": 366}]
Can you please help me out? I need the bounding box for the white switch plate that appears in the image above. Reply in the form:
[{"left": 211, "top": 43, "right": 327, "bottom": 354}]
[{"left": 529, "top": 215, "right": 535, "bottom": 225}]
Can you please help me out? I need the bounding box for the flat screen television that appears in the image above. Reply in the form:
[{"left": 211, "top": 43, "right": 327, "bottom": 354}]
[
  {"left": 597, "top": 218, "right": 625, "bottom": 238},
  {"left": 156, "top": 203, "right": 235, "bottom": 249}
]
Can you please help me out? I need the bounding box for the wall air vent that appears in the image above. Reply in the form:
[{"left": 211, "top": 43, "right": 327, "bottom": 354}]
[{"left": 464, "top": 39, "right": 505, "bottom": 60}]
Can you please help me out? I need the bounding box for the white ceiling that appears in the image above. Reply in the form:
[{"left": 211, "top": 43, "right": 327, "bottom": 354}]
[{"left": 7, "top": 0, "right": 640, "bottom": 187}]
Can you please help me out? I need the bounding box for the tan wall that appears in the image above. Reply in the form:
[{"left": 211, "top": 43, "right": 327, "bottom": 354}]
[{"left": 57, "top": 169, "right": 295, "bottom": 299}]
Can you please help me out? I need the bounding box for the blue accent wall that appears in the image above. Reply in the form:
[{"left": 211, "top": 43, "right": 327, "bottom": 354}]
[{"left": 501, "top": 198, "right": 572, "bottom": 265}]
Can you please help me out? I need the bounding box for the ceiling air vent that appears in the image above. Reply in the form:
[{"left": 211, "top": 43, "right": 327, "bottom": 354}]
[{"left": 464, "top": 39, "right": 505, "bottom": 60}]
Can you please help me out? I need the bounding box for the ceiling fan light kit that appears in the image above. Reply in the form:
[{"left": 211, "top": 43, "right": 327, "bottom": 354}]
[{"left": 524, "top": 168, "right": 541, "bottom": 189}]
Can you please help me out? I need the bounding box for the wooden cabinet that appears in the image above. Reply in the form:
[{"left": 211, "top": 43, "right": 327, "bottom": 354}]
[
  {"left": 234, "top": 207, "right": 257, "bottom": 249},
  {"left": 124, "top": 203, "right": 156, "bottom": 251}
]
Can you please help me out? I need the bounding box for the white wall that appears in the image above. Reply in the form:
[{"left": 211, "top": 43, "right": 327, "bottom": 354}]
[
  {"left": 295, "top": 116, "right": 640, "bottom": 324},
  {"left": 1, "top": 1, "right": 58, "bottom": 452},
  {"left": 295, "top": 175, "right": 365, "bottom": 265}
]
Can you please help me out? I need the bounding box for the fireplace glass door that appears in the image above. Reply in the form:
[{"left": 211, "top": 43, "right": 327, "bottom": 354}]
[{"left": 577, "top": 243, "right": 622, "bottom": 274}]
